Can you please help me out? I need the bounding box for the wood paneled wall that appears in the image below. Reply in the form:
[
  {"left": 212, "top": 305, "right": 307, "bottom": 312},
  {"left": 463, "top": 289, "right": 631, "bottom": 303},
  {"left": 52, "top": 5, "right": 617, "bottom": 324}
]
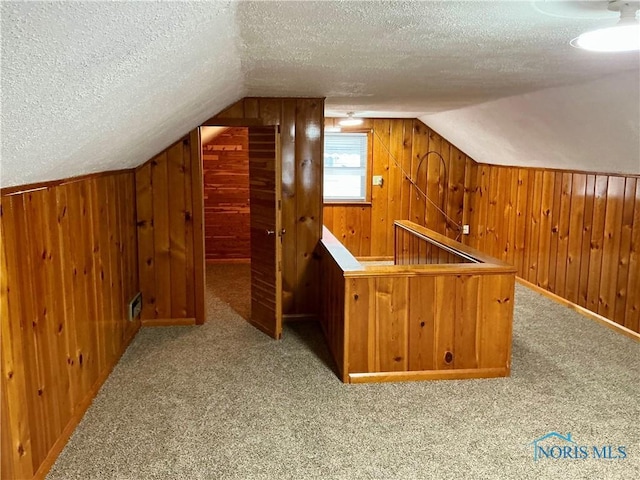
[
  {"left": 319, "top": 226, "right": 515, "bottom": 383},
  {"left": 135, "top": 132, "right": 205, "bottom": 324},
  {"left": 1, "top": 171, "right": 140, "bottom": 479},
  {"left": 211, "top": 98, "right": 324, "bottom": 316},
  {"left": 203, "top": 127, "right": 250, "bottom": 261},
  {"left": 467, "top": 165, "right": 640, "bottom": 333},
  {"left": 323, "top": 118, "right": 473, "bottom": 258}
]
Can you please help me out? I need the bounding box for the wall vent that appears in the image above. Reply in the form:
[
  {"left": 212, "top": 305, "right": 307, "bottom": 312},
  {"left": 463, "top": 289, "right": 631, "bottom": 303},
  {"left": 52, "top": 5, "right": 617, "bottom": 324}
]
[{"left": 129, "top": 292, "right": 142, "bottom": 321}]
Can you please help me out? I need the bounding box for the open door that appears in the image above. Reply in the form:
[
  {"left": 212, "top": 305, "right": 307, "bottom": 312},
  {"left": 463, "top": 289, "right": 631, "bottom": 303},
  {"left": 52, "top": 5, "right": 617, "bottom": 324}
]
[{"left": 248, "top": 126, "right": 283, "bottom": 338}]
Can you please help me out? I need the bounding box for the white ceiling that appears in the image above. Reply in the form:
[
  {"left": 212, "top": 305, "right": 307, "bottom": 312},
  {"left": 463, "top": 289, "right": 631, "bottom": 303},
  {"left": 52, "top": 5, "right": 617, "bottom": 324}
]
[{"left": 2, "top": 1, "right": 639, "bottom": 187}]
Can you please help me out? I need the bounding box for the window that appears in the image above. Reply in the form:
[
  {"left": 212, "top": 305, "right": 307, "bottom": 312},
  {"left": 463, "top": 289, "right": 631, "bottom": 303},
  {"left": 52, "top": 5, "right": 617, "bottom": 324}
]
[{"left": 323, "top": 132, "right": 371, "bottom": 203}]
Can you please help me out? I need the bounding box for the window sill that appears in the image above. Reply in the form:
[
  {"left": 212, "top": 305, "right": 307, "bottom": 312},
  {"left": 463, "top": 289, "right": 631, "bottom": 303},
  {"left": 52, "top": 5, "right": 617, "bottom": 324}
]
[{"left": 323, "top": 201, "right": 372, "bottom": 207}]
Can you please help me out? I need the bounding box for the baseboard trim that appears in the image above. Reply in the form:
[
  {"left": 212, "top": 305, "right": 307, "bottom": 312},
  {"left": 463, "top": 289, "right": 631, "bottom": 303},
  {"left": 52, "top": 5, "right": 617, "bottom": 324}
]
[
  {"left": 348, "top": 367, "right": 509, "bottom": 384},
  {"left": 141, "top": 318, "right": 197, "bottom": 327},
  {"left": 516, "top": 278, "right": 640, "bottom": 343},
  {"left": 283, "top": 314, "right": 318, "bottom": 323},
  {"left": 33, "top": 322, "right": 141, "bottom": 480},
  {"left": 205, "top": 258, "right": 250, "bottom": 264}
]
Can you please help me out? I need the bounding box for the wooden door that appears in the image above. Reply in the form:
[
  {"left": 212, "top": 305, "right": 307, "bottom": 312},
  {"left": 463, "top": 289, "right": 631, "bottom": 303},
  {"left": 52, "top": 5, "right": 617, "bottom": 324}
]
[{"left": 248, "top": 126, "right": 283, "bottom": 338}]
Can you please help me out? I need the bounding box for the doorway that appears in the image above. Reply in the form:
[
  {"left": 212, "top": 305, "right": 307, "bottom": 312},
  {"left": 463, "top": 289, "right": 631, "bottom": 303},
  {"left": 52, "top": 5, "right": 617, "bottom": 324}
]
[
  {"left": 201, "top": 126, "right": 252, "bottom": 321},
  {"left": 199, "top": 124, "right": 283, "bottom": 338}
]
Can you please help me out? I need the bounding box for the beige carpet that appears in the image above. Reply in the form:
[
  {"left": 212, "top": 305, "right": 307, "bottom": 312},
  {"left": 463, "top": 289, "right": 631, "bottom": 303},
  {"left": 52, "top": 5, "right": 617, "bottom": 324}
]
[{"left": 47, "top": 264, "right": 639, "bottom": 479}]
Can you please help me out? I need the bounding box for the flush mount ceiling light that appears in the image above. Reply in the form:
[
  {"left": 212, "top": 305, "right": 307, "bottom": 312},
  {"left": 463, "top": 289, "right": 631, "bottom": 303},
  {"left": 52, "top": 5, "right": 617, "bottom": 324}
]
[
  {"left": 338, "top": 112, "right": 363, "bottom": 127},
  {"left": 572, "top": 0, "right": 640, "bottom": 52}
]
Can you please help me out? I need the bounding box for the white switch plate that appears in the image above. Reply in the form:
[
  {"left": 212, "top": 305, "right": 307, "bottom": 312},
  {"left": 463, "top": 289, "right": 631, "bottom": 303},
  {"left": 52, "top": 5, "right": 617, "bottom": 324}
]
[
  {"left": 462, "top": 224, "right": 470, "bottom": 235},
  {"left": 372, "top": 175, "right": 383, "bottom": 186}
]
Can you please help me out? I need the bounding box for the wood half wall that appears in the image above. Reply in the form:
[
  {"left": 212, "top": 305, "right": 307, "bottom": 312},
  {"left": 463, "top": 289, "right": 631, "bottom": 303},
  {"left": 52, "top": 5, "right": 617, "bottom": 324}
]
[
  {"left": 323, "top": 118, "right": 473, "bottom": 258},
  {"left": 466, "top": 165, "right": 640, "bottom": 333},
  {"left": 210, "top": 97, "right": 324, "bottom": 316},
  {"left": 1, "top": 171, "right": 140, "bottom": 479}
]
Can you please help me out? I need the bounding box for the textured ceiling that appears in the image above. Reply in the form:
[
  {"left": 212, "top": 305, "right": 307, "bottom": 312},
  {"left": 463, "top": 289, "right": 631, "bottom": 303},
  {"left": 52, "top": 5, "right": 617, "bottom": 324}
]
[
  {"left": 1, "top": 1, "right": 243, "bottom": 187},
  {"left": 1, "top": 1, "right": 639, "bottom": 187},
  {"left": 239, "top": 0, "right": 639, "bottom": 115}
]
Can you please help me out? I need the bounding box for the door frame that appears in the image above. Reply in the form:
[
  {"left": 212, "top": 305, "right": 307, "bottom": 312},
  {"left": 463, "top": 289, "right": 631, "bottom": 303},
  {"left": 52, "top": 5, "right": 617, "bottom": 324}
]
[{"left": 194, "top": 121, "right": 283, "bottom": 336}]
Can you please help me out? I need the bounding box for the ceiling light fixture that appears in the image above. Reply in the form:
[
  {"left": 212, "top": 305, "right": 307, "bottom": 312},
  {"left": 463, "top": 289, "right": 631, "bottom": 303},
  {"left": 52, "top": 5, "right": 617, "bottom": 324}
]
[
  {"left": 571, "top": 0, "right": 640, "bottom": 52},
  {"left": 339, "top": 112, "right": 363, "bottom": 127}
]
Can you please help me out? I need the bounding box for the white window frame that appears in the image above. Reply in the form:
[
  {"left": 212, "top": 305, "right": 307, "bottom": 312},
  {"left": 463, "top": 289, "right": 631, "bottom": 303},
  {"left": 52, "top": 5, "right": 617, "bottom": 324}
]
[{"left": 323, "top": 130, "right": 373, "bottom": 204}]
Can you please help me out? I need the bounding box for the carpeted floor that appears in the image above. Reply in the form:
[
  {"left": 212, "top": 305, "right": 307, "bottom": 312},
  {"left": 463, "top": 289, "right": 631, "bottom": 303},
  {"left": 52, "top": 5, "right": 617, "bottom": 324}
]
[{"left": 47, "top": 263, "right": 639, "bottom": 480}]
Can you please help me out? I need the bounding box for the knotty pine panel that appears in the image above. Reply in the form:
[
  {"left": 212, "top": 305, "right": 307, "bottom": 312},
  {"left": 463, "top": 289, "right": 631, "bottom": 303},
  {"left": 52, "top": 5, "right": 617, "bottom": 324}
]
[
  {"left": 203, "top": 127, "right": 250, "bottom": 260},
  {"left": 212, "top": 97, "right": 325, "bottom": 316},
  {"left": 323, "top": 118, "right": 471, "bottom": 258},
  {"left": 467, "top": 164, "right": 640, "bottom": 333},
  {"left": 1, "top": 171, "right": 140, "bottom": 479},
  {"left": 135, "top": 134, "right": 203, "bottom": 323}
]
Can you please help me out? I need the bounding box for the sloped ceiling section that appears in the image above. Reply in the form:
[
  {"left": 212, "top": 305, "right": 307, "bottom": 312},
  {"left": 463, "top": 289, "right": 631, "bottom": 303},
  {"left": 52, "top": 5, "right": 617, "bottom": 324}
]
[
  {"left": 422, "top": 72, "right": 640, "bottom": 175},
  {"left": 1, "top": 1, "right": 243, "bottom": 188}
]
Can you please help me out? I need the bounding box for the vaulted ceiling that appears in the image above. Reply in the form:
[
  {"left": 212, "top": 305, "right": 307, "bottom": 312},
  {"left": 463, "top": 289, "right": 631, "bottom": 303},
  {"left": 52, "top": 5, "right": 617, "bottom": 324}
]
[{"left": 2, "top": 1, "right": 639, "bottom": 187}]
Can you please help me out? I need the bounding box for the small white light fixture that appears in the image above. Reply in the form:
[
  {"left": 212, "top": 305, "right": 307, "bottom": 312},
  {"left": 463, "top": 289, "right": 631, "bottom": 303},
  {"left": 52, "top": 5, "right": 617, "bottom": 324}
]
[
  {"left": 572, "top": 1, "right": 640, "bottom": 52},
  {"left": 338, "top": 112, "right": 363, "bottom": 127}
]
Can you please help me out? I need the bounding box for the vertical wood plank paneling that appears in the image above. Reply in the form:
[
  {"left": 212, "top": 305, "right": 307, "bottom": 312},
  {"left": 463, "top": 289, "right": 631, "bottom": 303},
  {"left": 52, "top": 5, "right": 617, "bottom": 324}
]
[
  {"left": 615, "top": 178, "right": 637, "bottom": 325},
  {"left": 514, "top": 169, "right": 530, "bottom": 276},
  {"left": 598, "top": 176, "right": 625, "bottom": 319},
  {"left": 447, "top": 146, "right": 466, "bottom": 240},
  {"left": 434, "top": 275, "right": 456, "bottom": 370},
  {"left": 371, "top": 119, "right": 390, "bottom": 256},
  {"left": 168, "top": 142, "right": 188, "bottom": 317},
  {"left": 386, "top": 120, "right": 404, "bottom": 250},
  {"left": 135, "top": 162, "right": 155, "bottom": 319},
  {"left": 410, "top": 121, "right": 429, "bottom": 227},
  {"left": 425, "top": 131, "right": 442, "bottom": 232},
  {"left": 375, "top": 276, "right": 408, "bottom": 372},
  {"left": 478, "top": 274, "right": 514, "bottom": 369},
  {"left": 24, "top": 191, "right": 62, "bottom": 452},
  {"left": 54, "top": 186, "right": 79, "bottom": 410},
  {"left": 408, "top": 276, "right": 435, "bottom": 371},
  {"left": 151, "top": 152, "right": 171, "bottom": 318},
  {"left": 467, "top": 163, "right": 639, "bottom": 333},
  {"left": 578, "top": 175, "right": 596, "bottom": 307},
  {"left": 280, "top": 100, "right": 297, "bottom": 312},
  {"left": 1, "top": 170, "right": 140, "bottom": 479},
  {"left": 476, "top": 165, "right": 491, "bottom": 253},
  {"left": 554, "top": 173, "right": 572, "bottom": 299},
  {"left": 135, "top": 132, "right": 204, "bottom": 323},
  {"left": 347, "top": 277, "right": 376, "bottom": 374},
  {"left": 586, "top": 175, "right": 608, "bottom": 312},
  {"left": 190, "top": 129, "right": 206, "bottom": 325},
  {"left": 484, "top": 167, "right": 499, "bottom": 258},
  {"left": 547, "top": 172, "right": 563, "bottom": 292},
  {"left": 526, "top": 171, "right": 543, "bottom": 283},
  {"left": 462, "top": 156, "right": 477, "bottom": 246},
  {"left": 1, "top": 199, "right": 35, "bottom": 479},
  {"left": 400, "top": 120, "right": 414, "bottom": 226},
  {"left": 454, "top": 275, "right": 479, "bottom": 369},
  {"left": 536, "top": 171, "right": 555, "bottom": 289},
  {"left": 624, "top": 180, "right": 640, "bottom": 332},
  {"left": 183, "top": 139, "right": 196, "bottom": 318},
  {"left": 565, "top": 174, "right": 586, "bottom": 304},
  {"left": 294, "top": 99, "right": 323, "bottom": 314}
]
